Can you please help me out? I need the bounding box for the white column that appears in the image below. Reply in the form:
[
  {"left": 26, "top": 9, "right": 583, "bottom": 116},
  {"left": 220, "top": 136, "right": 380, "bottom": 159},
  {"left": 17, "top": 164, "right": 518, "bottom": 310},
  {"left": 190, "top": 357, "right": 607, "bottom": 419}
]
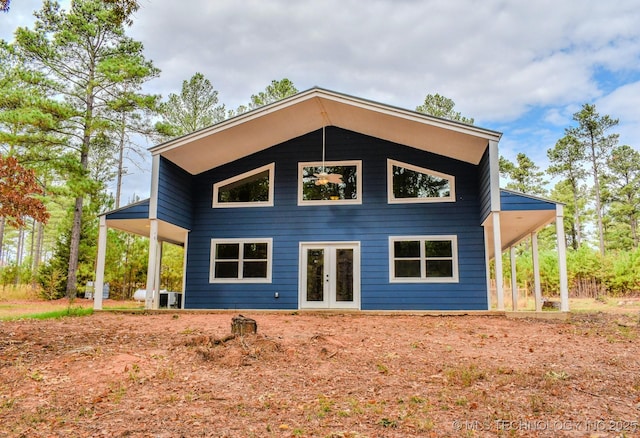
[
  {"left": 93, "top": 216, "right": 107, "bottom": 310},
  {"left": 556, "top": 205, "right": 569, "bottom": 312},
  {"left": 483, "top": 226, "right": 492, "bottom": 310},
  {"left": 492, "top": 212, "right": 504, "bottom": 310},
  {"left": 153, "top": 241, "right": 163, "bottom": 309},
  {"left": 510, "top": 246, "right": 518, "bottom": 311},
  {"left": 181, "top": 231, "right": 189, "bottom": 307},
  {"left": 145, "top": 219, "right": 158, "bottom": 309},
  {"left": 531, "top": 232, "right": 542, "bottom": 312}
]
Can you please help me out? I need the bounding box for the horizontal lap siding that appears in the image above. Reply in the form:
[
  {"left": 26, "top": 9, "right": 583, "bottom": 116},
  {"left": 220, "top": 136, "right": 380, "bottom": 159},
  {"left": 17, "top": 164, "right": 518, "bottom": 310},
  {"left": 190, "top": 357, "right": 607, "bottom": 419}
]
[
  {"left": 184, "top": 127, "right": 487, "bottom": 310},
  {"left": 157, "top": 157, "right": 193, "bottom": 230},
  {"left": 106, "top": 199, "right": 150, "bottom": 220},
  {"left": 500, "top": 191, "right": 556, "bottom": 211},
  {"left": 478, "top": 148, "right": 492, "bottom": 222}
]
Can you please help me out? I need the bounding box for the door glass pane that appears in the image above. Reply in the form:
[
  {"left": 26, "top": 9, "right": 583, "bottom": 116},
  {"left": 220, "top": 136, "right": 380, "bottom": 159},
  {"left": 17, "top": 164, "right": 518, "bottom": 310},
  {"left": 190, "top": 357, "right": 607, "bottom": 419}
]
[
  {"left": 306, "top": 249, "right": 324, "bottom": 301},
  {"left": 336, "top": 249, "right": 354, "bottom": 302}
]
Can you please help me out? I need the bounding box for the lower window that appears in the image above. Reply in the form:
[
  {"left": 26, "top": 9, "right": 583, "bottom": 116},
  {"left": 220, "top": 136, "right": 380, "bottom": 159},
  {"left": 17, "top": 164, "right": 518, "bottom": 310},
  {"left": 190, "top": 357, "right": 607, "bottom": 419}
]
[
  {"left": 210, "top": 238, "right": 272, "bottom": 283},
  {"left": 389, "top": 236, "right": 458, "bottom": 282}
]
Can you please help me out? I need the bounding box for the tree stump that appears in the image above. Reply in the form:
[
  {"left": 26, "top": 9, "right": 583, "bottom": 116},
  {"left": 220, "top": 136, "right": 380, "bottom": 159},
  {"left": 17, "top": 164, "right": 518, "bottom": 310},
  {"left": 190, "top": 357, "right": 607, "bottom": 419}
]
[{"left": 231, "top": 315, "right": 257, "bottom": 336}]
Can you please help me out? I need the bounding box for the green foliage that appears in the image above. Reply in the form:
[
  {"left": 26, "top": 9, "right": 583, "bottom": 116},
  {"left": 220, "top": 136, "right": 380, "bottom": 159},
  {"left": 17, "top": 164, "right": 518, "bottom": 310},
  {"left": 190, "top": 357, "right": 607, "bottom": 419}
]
[
  {"left": 415, "top": 93, "right": 474, "bottom": 124},
  {"left": 156, "top": 72, "right": 225, "bottom": 138},
  {"left": 2, "top": 306, "right": 93, "bottom": 321},
  {"left": 499, "top": 153, "right": 547, "bottom": 196}
]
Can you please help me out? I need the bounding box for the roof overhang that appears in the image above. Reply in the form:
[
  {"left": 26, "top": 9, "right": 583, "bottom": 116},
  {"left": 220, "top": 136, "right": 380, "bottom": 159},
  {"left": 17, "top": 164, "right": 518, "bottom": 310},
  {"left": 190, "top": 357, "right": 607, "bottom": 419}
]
[
  {"left": 150, "top": 87, "right": 502, "bottom": 175},
  {"left": 483, "top": 209, "right": 558, "bottom": 259},
  {"left": 105, "top": 218, "right": 188, "bottom": 246}
]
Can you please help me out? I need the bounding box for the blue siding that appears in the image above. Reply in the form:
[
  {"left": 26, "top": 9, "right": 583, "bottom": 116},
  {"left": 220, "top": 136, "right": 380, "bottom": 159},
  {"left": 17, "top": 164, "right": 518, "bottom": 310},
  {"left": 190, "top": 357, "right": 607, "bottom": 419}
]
[
  {"left": 182, "top": 127, "right": 488, "bottom": 310},
  {"left": 478, "top": 148, "right": 492, "bottom": 222},
  {"left": 105, "top": 199, "right": 150, "bottom": 220},
  {"left": 501, "top": 190, "right": 556, "bottom": 211},
  {"left": 157, "top": 157, "right": 193, "bottom": 230}
]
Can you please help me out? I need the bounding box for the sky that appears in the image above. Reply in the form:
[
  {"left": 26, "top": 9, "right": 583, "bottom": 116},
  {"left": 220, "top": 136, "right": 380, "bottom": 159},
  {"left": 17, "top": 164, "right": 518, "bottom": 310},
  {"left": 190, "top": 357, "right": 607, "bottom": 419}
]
[{"left": 2, "top": 0, "right": 640, "bottom": 203}]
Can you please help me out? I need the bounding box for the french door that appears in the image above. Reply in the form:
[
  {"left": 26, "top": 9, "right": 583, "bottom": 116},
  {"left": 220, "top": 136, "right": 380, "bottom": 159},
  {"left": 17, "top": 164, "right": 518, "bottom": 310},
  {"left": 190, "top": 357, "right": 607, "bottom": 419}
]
[{"left": 300, "top": 242, "right": 360, "bottom": 309}]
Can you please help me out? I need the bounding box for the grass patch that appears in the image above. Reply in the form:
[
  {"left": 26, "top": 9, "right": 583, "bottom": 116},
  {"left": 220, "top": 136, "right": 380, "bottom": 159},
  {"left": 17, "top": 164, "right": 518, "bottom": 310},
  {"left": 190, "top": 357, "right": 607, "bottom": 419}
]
[{"left": 1, "top": 306, "right": 93, "bottom": 321}]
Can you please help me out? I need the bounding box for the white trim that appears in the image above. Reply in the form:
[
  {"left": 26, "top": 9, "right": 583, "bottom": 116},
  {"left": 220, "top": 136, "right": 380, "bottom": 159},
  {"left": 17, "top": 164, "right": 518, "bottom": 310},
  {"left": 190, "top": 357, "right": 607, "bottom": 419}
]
[
  {"left": 299, "top": 241, "right": 361, "bottom": 310},
  {"left": 388, "top": 235, "right": 459, "bottom": 283},
  {"left": 387, "top": 159, "right": 456, "bottom": 204},
  {"left": 297, "top": 160, "right": 362, "bottom": 205},
  {"left": 492, "top": 212, "right": 505, "bottom": 310},
  {"left": 484, "top": 226, "right": 492, "bottom": 310},
  {"left": 212, "top": 163, "right": 275, "bottom": 208},
  {"left": 145, "top": 219, "right": 159, "bottom": 309},
  {"left": 209, "top": 238, "right": 273, "bottom": 283},
  {"left": 489, "top": 140, "right": 501, "bottom": 212},
  {"left": 149, "top": 155, "right": 160, "bottom": 219},
  {"left": 531, "top": 232, "right": 542, "bottom": 312},
  {"left": 556, "top": 205, "right": 569, "bottom": 312},
  {"left": 93, "top": 215, "right": 107, "bottom": 310}
]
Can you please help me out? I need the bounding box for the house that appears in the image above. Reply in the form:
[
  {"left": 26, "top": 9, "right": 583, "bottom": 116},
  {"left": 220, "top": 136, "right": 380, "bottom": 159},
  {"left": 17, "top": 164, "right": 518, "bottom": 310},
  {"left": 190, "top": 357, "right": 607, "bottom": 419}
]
[{"left": 93, "top": 88, "right": 568, "bottom": 312}]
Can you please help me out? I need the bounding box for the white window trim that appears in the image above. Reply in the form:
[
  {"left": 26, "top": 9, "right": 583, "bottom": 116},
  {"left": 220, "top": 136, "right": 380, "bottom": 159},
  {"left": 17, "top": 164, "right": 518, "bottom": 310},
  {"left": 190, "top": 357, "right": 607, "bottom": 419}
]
[
  {"left": 209, "top": 238, "right": 273, "bottom": 283},
  {"left": 297, "top": 160, "right": 362, "bottom": 206},
  {"left": 387, "top": 159, "right": 456, "bottom": 204},
  {"left": 389, "top": 235, "right": 459, "bottom": 283},
  {"left": 212, "top": 163, "right": 275, "bottom": 208}
]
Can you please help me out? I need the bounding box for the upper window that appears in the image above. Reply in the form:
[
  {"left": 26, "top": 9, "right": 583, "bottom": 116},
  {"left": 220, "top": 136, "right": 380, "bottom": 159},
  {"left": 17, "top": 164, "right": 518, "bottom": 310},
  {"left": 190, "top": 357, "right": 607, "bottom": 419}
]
[
  {"left": 298, "top": 160, "right": 362, "bottom": 205},
  {"left": 210, "top": 238, "right": 272, "bottom": 283},
  {"left": 387, "top": 159, "right": 455, "bottom": 203},
  {"left": 389, "top": 235, "right": 459, "bottom": 283},
  {"left": 213, "top": 163, "right": 274, "bottom": 208}
]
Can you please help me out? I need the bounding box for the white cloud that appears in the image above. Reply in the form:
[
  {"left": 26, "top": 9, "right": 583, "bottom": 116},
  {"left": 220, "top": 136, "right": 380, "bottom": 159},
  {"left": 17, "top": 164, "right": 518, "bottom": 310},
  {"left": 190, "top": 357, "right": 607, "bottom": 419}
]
[{"left": 2, "top": 0, "right": 640, "bottom": 199}]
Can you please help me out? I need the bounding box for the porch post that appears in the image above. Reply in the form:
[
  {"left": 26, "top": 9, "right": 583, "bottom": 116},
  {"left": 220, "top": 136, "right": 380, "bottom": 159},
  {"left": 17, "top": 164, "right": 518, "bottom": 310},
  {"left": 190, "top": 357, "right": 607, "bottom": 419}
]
[
  {"left": 145, "top": 218, "right": 158, "bottom": 309},
  {"left": 93, "top": 215, "right": 107, "bottom": 310},
  {"left": 488, "top": 140, "right": 504, "bottom": 310},
  {"left": 531, "top": 232, "right": 542, "bottom": 312},
  {"left": 492, "top": 212, "right": 505, "bottom": 310},
  {"left": 510, "top": 246, "right": 518, "bottom": 311},
  {"left": 556, "top": 205, "right": 569, "bottom": 312},
  {"left": 483, "top": 226, "right": 492, "bottom": 310},
  {"left": 153, "top": 241, "right": 163, "bottom": 309}
]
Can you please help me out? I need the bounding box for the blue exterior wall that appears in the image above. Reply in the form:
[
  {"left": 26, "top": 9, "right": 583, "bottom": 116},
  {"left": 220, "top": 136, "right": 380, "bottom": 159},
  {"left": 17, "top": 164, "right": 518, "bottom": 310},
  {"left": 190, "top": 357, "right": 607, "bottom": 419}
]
[
  {"left": 478, "top": 148, "right": 492, "bottom": 223},
  {"left": 157, "top": 157, "right": 193, "bottom": 230},
  {"left": 501, "top": 190, "right": 557, "bottom": 211},
  {"left": 106, "top": 199, "right": 150, "bottom": 220},
  {"left": 176, "top": 127, "right": 488, "bottom": 310}
]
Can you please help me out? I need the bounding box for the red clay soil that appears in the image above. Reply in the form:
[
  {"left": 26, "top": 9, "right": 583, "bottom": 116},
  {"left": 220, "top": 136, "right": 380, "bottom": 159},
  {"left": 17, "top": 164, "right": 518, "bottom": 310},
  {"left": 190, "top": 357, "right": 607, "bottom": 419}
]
[{"left": 1, "top": 309, "right": 639, "bottom": 437}]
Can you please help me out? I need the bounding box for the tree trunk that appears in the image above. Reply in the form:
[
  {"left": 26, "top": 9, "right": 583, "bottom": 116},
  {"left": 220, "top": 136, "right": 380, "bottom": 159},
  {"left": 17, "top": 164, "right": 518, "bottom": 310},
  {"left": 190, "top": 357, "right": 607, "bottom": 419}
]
[
  {"left": 589, "top": 138, "right": 605, "bottom": 256},
  {"left": 115, "top": 112, "right": 126, "bottom": 208},
  {"left": 0, "top": 217, "right": 4, "bottom": 264},
  {"left": 66, "top": 195, "right": 84, "bottom": 297}
]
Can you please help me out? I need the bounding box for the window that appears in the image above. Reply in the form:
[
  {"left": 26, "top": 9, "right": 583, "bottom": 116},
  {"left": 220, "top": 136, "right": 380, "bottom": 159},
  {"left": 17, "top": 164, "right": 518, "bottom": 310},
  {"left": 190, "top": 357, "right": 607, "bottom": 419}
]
[
  {"left": 387, "top": 159, "right": 455, "bottom": 203},
  {"left": 210, "top": 238, "right": 272, "bottom": 283},
  {"left": 298, "top": 160, "right": 362, "bottom": 205},
  {"left": 389, "top": 236, "right": 458, "bottom": 282},
  {"left": 213, "top": 163, "right": 274, "bottom": 207}
]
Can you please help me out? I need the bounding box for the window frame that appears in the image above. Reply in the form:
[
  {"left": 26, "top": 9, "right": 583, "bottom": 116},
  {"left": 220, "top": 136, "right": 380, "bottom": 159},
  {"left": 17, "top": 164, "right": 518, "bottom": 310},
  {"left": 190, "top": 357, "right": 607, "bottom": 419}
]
[
  {"left": 297, "top": 160, "right": 363, "bottom": 206},
  {"left": 212, "top": 163, "right": 275, "bottom": 208},
  {"left": 388, "top": 235, "right": 459, "bottom": 283},
  {"left": 209, "top": 238, "right": 273, "bottom": 283},
  {"left": 387, "top": 159, "right": 456, "bottom": 204}
]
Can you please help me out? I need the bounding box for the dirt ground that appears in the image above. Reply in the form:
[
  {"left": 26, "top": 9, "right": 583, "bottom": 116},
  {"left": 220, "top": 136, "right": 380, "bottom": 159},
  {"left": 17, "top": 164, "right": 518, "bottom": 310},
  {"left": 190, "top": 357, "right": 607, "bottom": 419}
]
[{"left": 1, "top": 305, "right": 639, "bottom": 437}]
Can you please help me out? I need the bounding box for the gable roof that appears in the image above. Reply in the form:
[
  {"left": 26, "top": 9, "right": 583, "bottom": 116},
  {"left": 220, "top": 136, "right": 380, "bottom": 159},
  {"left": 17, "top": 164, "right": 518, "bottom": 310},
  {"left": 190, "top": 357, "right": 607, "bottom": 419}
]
[{"left": 150, "top": 87, "right": 502, "bottom": 175}]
